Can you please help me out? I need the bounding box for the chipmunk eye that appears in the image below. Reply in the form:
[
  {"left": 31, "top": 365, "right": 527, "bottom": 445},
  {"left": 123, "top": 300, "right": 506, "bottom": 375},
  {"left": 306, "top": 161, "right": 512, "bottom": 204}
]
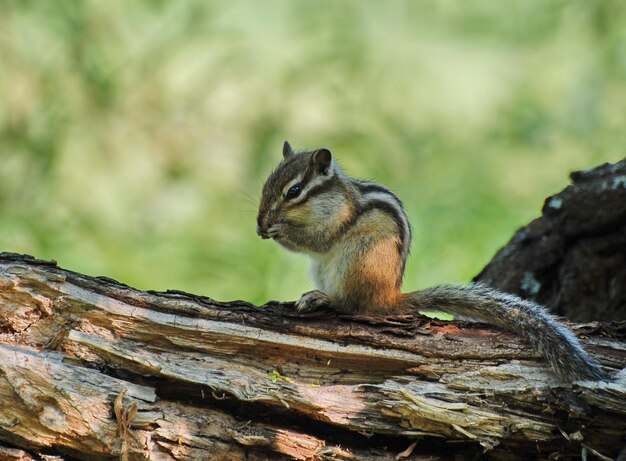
[{"left": 286, "top": 184, "right": 302, "bottom": 200}]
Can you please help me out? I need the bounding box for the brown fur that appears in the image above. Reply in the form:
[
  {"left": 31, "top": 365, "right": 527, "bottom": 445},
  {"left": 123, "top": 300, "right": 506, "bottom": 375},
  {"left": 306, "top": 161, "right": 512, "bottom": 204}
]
[{"left": 341, "top": 236, "right": 403, "bottom": 312}]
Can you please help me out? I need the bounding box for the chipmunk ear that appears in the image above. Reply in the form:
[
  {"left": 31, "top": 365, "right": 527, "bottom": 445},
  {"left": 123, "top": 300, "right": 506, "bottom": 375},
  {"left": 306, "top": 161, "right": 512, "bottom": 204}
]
[
  {"left": 312, "top": 148, "right": 332, "bottom": 175},
  {"left": 282, "top": 141, "right": 295, "bottom": 159}
]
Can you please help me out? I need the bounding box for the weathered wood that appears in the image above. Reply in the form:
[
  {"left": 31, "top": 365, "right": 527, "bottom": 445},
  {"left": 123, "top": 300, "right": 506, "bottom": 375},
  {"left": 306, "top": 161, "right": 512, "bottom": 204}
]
[
  {"left": 0, "top": 253, "right": 625, "bottom": 460},
  {"left": 1, "top": 343, "right": 395, "bottom": 461},
  {"left": 0, "top": 444, "right": 40, "bottom": 461}
]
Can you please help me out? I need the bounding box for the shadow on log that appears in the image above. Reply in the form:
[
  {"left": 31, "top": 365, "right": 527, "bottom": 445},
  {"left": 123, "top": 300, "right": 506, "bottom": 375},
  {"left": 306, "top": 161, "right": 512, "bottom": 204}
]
[
  {"left": 476, "top": 158, "right": 626, "bottom": 322},
  {"left": 0, "top": 252, "right": 625, "bottom": 460}
]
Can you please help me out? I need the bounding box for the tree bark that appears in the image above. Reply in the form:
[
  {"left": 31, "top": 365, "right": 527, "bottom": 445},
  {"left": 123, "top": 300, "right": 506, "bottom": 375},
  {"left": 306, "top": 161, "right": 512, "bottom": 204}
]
[
  {"left": 0, "top": 253, "right": 625, "bottom": 460},
  {"left": 475, "top": 158, "right": 626, "bottom": 323}
]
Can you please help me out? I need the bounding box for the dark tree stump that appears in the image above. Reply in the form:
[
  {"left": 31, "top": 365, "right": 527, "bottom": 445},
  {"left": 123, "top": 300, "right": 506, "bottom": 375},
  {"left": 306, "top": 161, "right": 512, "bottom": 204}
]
[{"left": 476, "top": 158, "right": 626, "bottom": 322}]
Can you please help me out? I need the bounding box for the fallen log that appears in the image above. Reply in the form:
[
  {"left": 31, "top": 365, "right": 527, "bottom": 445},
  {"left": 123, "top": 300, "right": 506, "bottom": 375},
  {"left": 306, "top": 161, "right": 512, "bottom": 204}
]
[{"left": 0, "top": 253, "right": 625, "bottom": 460}]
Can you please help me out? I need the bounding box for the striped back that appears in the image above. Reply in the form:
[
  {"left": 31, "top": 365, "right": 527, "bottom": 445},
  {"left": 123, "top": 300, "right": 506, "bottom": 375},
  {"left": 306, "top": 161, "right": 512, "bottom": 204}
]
[{"left": 351, "top": 179, "right": 412, "bottom": 270}]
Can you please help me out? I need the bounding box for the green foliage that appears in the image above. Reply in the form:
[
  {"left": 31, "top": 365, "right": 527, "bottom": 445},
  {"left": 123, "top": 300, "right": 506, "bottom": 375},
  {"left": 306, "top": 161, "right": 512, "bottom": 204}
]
[{"left": 1, "top": 1, "right": 625, "bottom": 304}]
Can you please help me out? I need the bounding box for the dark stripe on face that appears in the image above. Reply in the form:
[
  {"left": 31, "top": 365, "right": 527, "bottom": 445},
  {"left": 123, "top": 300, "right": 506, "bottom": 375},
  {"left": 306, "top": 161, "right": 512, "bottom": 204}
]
[
  {"left": 283, "top": 164, "right": 314, "bottom": 205},
  {"left": 294, "top": 175, "right": 338, "bottom": 206},
  {"left": 298, "top": 167, "right": 316, "bottom": 192}
]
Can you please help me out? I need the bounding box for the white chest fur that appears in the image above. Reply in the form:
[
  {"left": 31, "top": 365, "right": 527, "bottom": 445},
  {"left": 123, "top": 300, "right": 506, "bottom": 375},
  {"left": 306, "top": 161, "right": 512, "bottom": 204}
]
[{"left": 308, "top": 247, "right": 348, "bottom": 298}]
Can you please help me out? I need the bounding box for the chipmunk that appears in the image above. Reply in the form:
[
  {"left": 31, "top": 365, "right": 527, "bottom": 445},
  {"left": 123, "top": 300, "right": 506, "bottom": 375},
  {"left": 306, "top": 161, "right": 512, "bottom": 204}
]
[{"left": 256, "top": 141, "right": 608, "bottom": 381}]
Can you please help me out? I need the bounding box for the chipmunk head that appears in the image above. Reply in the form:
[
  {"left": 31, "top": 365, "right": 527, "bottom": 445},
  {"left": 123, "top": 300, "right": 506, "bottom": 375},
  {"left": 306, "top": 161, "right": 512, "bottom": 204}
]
[{"left": 256, "top": 141, "right": 338, "bottom": 241}]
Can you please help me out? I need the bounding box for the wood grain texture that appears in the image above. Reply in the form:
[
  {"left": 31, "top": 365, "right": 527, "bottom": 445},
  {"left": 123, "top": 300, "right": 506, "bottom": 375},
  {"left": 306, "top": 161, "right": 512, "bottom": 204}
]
[{"left": 0, "top": 252, "right": 625, "bottom": 460}]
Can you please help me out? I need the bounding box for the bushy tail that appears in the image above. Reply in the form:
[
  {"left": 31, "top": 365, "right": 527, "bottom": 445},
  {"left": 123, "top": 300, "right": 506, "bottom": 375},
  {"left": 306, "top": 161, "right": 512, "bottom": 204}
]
[{"left": 405, "top": 283, "right": 608, "bottom": 381}]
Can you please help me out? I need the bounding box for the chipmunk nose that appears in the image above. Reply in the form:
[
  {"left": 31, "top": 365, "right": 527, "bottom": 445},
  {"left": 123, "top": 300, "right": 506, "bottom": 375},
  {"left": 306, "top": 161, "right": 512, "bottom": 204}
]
[{"left": 256, "top": 215, "right": 269, "bottom": 239}]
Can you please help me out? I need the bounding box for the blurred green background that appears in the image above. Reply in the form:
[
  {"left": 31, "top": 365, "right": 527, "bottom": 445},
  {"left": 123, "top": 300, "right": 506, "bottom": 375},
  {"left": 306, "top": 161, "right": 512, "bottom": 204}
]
[{"left": 1, "top": 1, "right": 625, "bottom": 305}]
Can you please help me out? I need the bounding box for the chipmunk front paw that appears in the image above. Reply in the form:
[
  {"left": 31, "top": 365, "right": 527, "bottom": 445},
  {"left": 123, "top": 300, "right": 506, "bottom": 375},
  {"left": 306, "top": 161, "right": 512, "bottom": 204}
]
[
  {"left": 266, "top": 223, "right": 288, "bottom": 240},
  {"left": 295, "top": 290, "right": 331, "bottom": 312}
]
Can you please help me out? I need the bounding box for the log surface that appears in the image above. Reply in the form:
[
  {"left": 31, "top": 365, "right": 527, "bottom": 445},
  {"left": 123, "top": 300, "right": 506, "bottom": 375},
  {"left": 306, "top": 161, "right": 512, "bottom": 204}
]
[{"left": 0, "top": 252, "right": 625, "bottom": 460}]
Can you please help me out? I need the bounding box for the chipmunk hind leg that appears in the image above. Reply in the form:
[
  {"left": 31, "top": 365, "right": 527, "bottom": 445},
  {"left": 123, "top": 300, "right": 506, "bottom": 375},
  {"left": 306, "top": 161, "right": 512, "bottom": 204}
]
[
  {"left": 295, "top": 236, "right": 404, "bottom": 315},
  {"left": 335, "top": 236, "right": 404, "bottom": 314}
]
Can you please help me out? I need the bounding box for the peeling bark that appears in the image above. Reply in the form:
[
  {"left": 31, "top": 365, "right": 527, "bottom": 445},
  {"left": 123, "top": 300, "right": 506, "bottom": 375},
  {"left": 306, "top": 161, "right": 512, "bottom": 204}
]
[{"left": 0, "top": 253, "right": 625, "bottom": 460}]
